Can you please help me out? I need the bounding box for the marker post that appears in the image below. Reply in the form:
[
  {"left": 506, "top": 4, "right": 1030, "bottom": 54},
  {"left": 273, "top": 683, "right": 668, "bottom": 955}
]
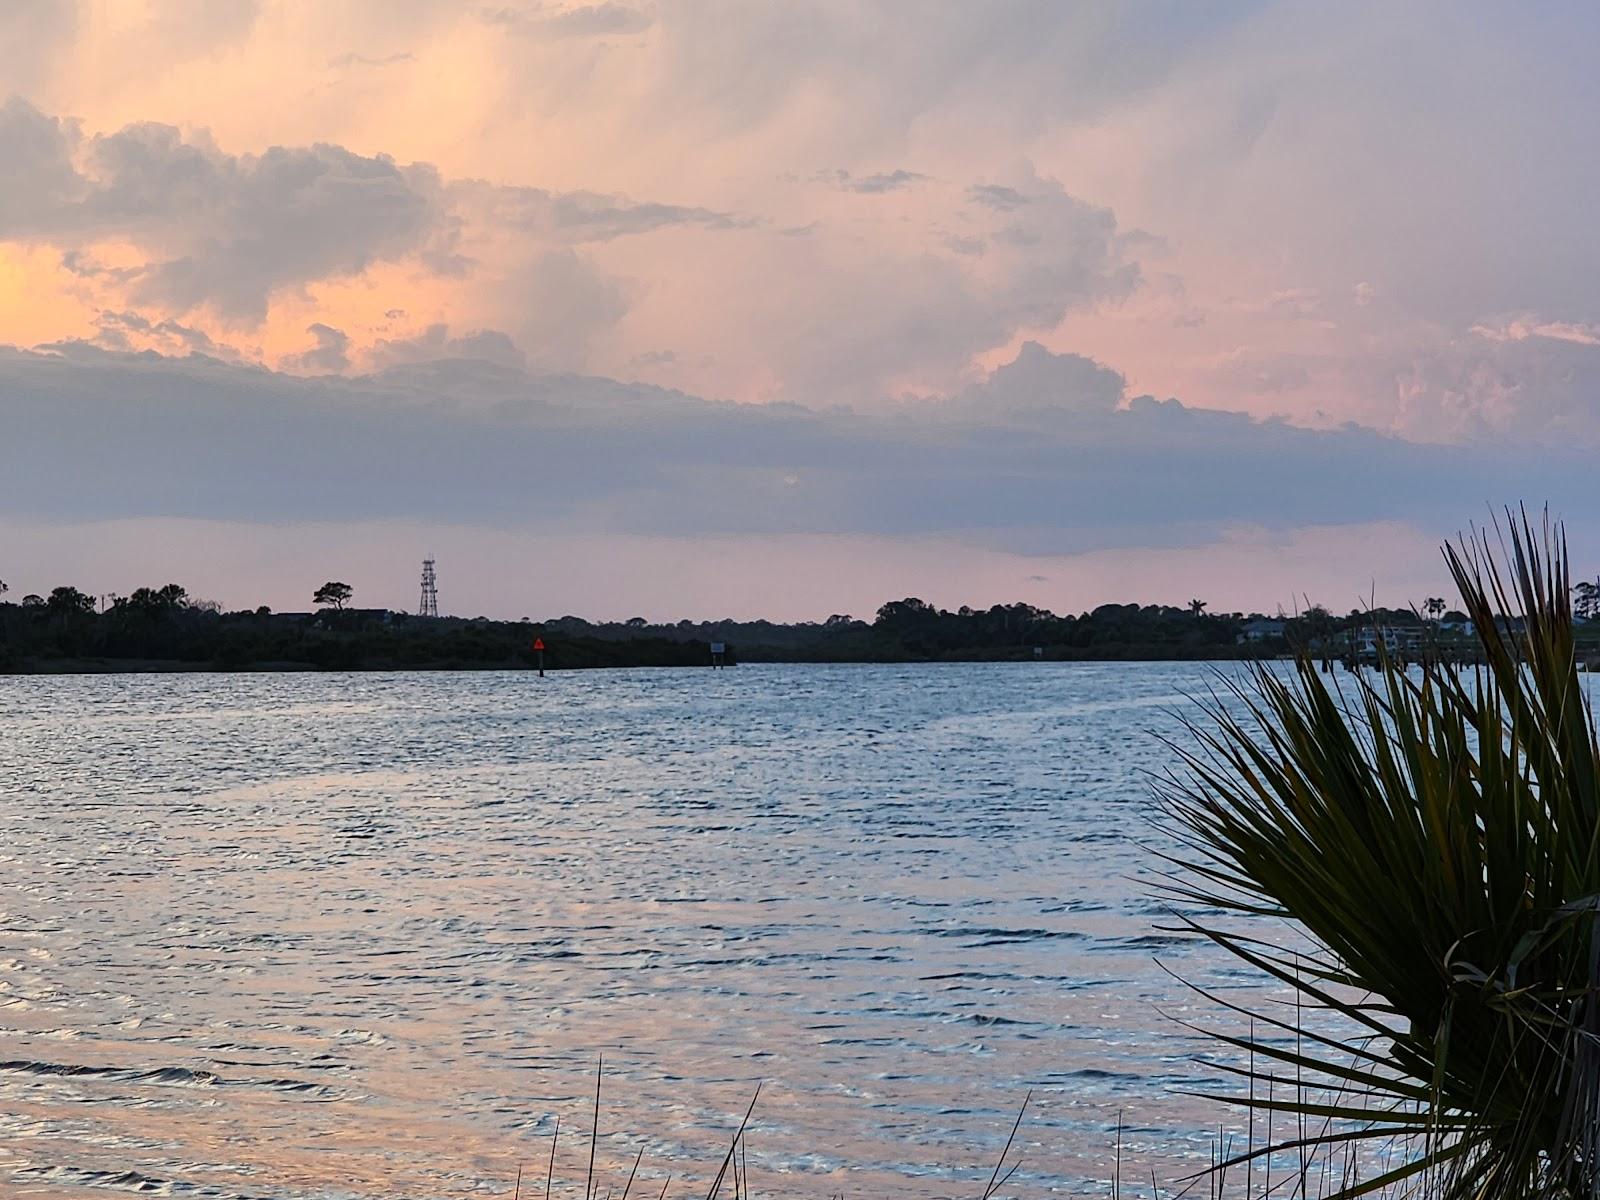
[{"left": 533, "top": 636, "right": 545, "bottom": 677}]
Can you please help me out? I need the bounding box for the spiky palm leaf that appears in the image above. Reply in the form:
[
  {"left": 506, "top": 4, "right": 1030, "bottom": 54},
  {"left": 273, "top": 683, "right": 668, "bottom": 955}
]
[{"left": 1158, "top": 511, "right": 1600, "bottom": 1199}]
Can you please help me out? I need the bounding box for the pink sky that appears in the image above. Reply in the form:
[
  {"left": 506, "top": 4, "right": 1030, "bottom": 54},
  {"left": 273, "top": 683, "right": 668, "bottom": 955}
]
[{"left": 1, "top": 2, "right": 1598, "bottom": 618}]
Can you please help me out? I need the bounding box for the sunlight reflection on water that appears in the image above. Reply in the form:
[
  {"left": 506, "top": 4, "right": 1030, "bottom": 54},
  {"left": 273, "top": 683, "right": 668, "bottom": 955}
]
[{"left": 0, "top": 662, "right": 1315, "bottom": 1198}]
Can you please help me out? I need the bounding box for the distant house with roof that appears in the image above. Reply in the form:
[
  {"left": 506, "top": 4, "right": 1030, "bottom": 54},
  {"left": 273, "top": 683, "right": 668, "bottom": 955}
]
[
  {"left": 1237, "top": 618, "right": 1286, "bottom": 644},
  {"left": 1355, "top": 620, "right": 1430, "bottom": 657},
  {"left": 307, "top": 608, "right": 404, "bottom": 629},
  {"left": 346, "top": 608, "right": 401, "bottom": 624}
]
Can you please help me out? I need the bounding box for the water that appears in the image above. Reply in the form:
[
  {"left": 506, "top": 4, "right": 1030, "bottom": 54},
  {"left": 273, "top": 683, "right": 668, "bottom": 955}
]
[{"left": 0, "top": 662, "right": 1276, "bottom": 1198}]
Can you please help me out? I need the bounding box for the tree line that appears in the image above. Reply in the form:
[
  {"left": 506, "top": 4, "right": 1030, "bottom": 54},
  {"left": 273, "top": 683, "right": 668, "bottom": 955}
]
[
  {"left": 1, "top": 570, "right": 1538, "bottom": 674},
  {"left": 0, "top": 579, "right": 708, "bottom": 671}
]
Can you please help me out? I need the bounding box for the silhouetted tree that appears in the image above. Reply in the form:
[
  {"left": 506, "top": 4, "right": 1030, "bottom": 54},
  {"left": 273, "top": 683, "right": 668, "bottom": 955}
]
[
  {"left": 47, "top": 586, "right": 96, "bottom": 616},
  {"left": 874, "top": 598, "right": 936, "bottom": 627},
  {"left": 1189, "top": 599, "right": 1207, "bottom": 616},
  {"left": 117, "top": 584, "right": 189, "bottom": 618},
  {"left": 314, "top": 581, "right": 353, "bottom": 611},
  {"left": 1287, "top": 604, "right": 1337, "bottom": 650}
]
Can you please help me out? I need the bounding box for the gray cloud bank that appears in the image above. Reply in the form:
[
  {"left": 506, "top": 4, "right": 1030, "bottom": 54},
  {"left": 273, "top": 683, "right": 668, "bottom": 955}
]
[{"left": 0, "top": 340, "right": 1578, "bottom": 555}]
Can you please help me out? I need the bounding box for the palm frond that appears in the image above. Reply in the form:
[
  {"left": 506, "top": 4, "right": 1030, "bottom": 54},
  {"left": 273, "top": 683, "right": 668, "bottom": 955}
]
[{"left": 1160, "top": 508, "right": 1600, "bottom": 1200}]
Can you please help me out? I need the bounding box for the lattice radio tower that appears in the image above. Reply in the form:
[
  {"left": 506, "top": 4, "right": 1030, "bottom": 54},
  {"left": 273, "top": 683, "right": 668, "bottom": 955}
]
[{"left": 418, "top": 557, "right": 439, "bottom": 618}]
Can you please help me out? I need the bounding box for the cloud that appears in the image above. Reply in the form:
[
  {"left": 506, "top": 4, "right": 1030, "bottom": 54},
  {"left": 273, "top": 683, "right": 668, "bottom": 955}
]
[
  {"left": 328, "top": 51, "right": 415, "bottom": 69},
  {"left": 629, "top": 349, "right": 677, "bottom": 367},
  {"left": 647, "top": 5, "right": 1253, "bottom": 150},
  {"left": 0, "top": 98, "right": 447, "bottom": 321},
  {"left": 451, "top": 180, "right": 741, "bottom": 243},
  {"left": 0, "top": 4, "right": 76, "bottom": 101},
  {"left": 959, "top": 340, "right": 1126, "bottom": 414},
  {"left": 1195, "top": 311, "right": 1600, "bottom": 448},
  {"left": 492, "top": 248, "right": 630, "bottom": 370},
  {"left": 543, "top": 3, "right": 654, "bottom": 39},
  {"left": 736, "top": 165, "right": 1139, "bottom": 401},
  {"left": 820, "top": 168, "right": 930, "bottom": 194},
  {"left": 1470, "top": 314, "right": 1600, "bottom": 349},
  {"left": 84, "top": 309, "right": 242, "bottom": 360},
  {"left": 0, "top": 340, "right": 1580, "bottom": 559},
  {"left": 8, "top": 4, "right": 1598, "bottom": 428},
  {"left": 286, "top": 322, "right": 351, "bottom": 372},
  {"left": 369, "top": 323, "right": 526, "bottom": 370},
  {"left": 0, "top": 98, "right": 768, "bottom": 375},
  {"left": 1388, "top": 324, "right": 1600, "bottom": 445},
  {"left": 969, "top": 184, "right": 1029, "bottom": 211},
  {"left": 487, "top": 3, "right": 655, "bottom": 40}
]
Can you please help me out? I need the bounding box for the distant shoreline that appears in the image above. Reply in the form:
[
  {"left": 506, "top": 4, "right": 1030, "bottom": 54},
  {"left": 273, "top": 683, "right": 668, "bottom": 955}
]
[
  {"left": 4, "top": 650, "right": 1279, "bottom": 676},
  {"left": 3, "top": 592, "right": 1500, "bottom": 676}
]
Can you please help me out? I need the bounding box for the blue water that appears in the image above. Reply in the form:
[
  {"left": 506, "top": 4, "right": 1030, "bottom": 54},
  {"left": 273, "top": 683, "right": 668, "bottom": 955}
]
[{"left": 0, "top": 662, "right": 1277, "bottom": 1198}]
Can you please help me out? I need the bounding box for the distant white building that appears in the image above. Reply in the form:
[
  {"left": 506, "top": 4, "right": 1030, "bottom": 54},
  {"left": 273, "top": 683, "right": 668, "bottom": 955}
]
[
  {"left": 1238, "top": 618, "right": 1286, "bottom": 643},
  {"left": 1356, "top": 625, "right": 1425, "bottom": 656},
  {"left": 1357, "top": 627, "right": 1402, "bottom": 656}
]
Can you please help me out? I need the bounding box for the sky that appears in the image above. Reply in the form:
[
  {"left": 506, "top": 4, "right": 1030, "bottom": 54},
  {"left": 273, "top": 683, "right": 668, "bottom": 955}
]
[{"left": 1, "top": 0, "right": 1598, "bottom": 620}]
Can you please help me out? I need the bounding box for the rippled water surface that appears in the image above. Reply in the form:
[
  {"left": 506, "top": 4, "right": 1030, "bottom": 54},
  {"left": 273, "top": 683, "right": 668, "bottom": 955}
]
[{"left": 1, "top": 663, "right": 1282, "bottom": 1198}]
